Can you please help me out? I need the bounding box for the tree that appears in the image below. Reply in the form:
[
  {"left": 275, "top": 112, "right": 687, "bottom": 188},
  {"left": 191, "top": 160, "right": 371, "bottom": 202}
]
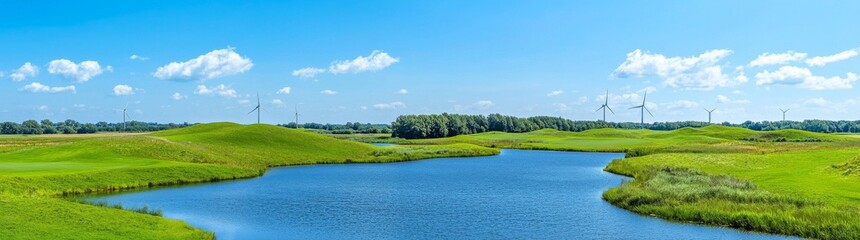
[
  {"left": 41, "top": 119, "right": 58, "bottom": 134},
  {"left": 1, "top": 122, "right": 22, "bottom": 134},
  {"left": 21, "top": 120, "right": 43, "bottom": 135}
]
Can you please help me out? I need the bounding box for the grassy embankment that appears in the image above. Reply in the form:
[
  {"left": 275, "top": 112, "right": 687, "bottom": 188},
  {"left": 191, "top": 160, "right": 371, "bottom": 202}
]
[
  {"left": 404, "top": 125, "right": 860, "bottom": 239},
  {"left": 0, "top": 122, "right": 497, "bottom": 240}
]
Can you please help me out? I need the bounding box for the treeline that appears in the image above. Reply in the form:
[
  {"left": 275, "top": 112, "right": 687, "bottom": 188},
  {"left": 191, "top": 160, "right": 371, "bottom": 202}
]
[
  {"left": 279, "top": 122, "right": 392, "bottom": 134},
  {"left": 391, "top": 113, "right": 860, "bottom": 139},
  {"left": 0, "top": 119, "right": 194, "bottom": 135}
]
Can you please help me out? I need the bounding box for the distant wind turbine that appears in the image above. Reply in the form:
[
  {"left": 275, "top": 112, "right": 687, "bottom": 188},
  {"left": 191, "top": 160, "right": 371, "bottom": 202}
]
[
  {"left": 247, "top": 92, "right": 261, "bottom": 124},
  {"left": 629, "top": 91, "right": 653, "bottom": 129},
  {"left": 780, "top": 108, "right": 790, "bottom": 122},
  {"left": 294, "top": 104, "right": 303, "bottom": 128},
  {"left": 704, "top": 108, "right": 716, "bottom": 124},
  {"left": 114, "top": 102, "right": 132, "bottom": 132},
  {"left": 594, "top": 90, "right": 614, "bottom": 121}
]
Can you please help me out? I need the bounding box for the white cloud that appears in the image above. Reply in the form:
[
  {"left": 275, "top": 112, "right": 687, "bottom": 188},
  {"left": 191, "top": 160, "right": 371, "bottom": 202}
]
[
  {"left": 803, "top": 97, "right": 830, "bottom": 107},
  {"left": 612, "top": 49, "right": 744, "bottom": 90},
  {"left": 171, "top": 92, "right": 186, "bottom": 100},
  {"left": 397, "top": 89, "right": 408, "bottom": 94},
  {"left": 754, "top": 66, "right": 858, "bottom": 90},
  {"left": 547, "top": 90, "right": 564, "bottom": 97},
  {"left": 475, "top": 100, "right": 494, "bottom": 109},
  {"left": 553, "top": 103, "right": 571, "bottom": 112},
  {"left": 113, "top": 85, "right": 135, "bottom": 96},
  {"left": 154, "top": 48, "right": 253, "bottom": 81},
  {"left": 238, "top": 99, "right": 250, "bottom": 104},
  {"left": 47, "top": 59, "right": 108, "bottom": 82},
  {"left": 276, "top": 87, "right": 291, "bottom": 94},
  {"left": 20, "top": 82, "right": 76, "bottom": 93},
  {"left": 36, "top": 105, "right": 48, "bottom": 111},
  {"left": 195, "top": 84, "right": 237, "bottom": 98},
  {"left": 320, "top": 89, "right": 337, "bottom": 95},
  {"left": 272, "top": 99, "right": 285, "bottom": 107},
  {"left": 716, "top": 94, "right": 750, "bottom": 104},
  {"left": 748, "top": 51, "right": 807, "bottom": 67},
  {"left": 373, "top": 101, "right": 406, "bottom": 110},
  {"left": 10, "top": 62, "right": 38, "bottom": 81},
  {"left": 292, "top": 67, "right": 325, "bottom": 78},
  {"left": 665, "top": 100, "right": 699, "bottom": 110},
  {"left": 129, "top": 54, "right": 149, "bottom": 61},
  {"left": 329, "top": 50, "right": 399, "bottom": 74},
  {"left": 806, "top": 49, "right": 858, "bottom": 67}
]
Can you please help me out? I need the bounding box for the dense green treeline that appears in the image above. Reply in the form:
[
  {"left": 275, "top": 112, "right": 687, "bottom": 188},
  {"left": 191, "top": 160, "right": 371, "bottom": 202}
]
[
  {"left": 278, "top": 122, "right": 392, "bottom": 134},
  {"left": 391, "top": 113, "right": 860, "bottom": 139},
  {"left": 0, "top": 119, "right": 193, "bottom": 135}
]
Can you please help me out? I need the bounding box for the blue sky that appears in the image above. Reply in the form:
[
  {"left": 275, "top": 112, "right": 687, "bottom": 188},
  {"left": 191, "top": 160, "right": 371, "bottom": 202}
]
[{"left": 2, "top": 1, "right": 860, "bottom": 124}]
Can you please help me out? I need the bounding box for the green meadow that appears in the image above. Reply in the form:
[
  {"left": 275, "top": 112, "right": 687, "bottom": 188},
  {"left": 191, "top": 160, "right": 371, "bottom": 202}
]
[
  {"left": 0, "top": 122, "right": 497, "bottom": 239},
  {"left": 401, "top": 125, "right": 860, "bottom": 239},
  {"left": 4, "top": 123, "right": 860, "bottom": 239}
]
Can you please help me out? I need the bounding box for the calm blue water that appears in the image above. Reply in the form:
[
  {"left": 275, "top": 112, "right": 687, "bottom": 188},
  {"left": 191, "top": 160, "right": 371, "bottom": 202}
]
[{"left": 87, "top": 149, "right": 793, "bottom": 240}]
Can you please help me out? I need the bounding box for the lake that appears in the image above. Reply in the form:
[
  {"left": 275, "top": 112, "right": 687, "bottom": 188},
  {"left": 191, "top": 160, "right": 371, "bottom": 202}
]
[{"left": 87, "top": 149, "right": 793, "bottom": 240}]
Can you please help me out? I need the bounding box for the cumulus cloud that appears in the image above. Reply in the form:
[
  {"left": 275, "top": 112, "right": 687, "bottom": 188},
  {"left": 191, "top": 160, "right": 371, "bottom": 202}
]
[
  {"left": 113, "top": 85, "right": 135, "bottom": 96},
  {"left": 665, "top": 100, "right": 699, "bottom": 110},
  {"left": 276, "top": 87, "right": 291, "bottom": 94},
  {"left": 48, "top": 59, "right": 108, "bottom": 82},
  {"left": 806, "top": 49, "right": 859, "bottom": 67},
  {"left": 195, "top": 84, "right": 237, "bottom": 98},
  {"left": 129, "top": 54, "right": 149, "bottom": 61},
  {"left": 10, "top": 62, "right": 38, "bottom": 81},
  {"left": 272, "top": 99, "right": 285, "bottom": 107},
  {"left": 329, "top": 50, "right": 398, "bottom": 74},
  {"left": 171, "top": 92, "right": 186, "bottom": 100},
  {"left": 748, "top": 51, "right": 807, "bottom": 67},
  {"left": 475, "top": 100, "right": 494, "bottom": 109},
  {"left": 20, "top": 82, "right": 76, "bottom": 93},
  {"left": 754, "top": 66, "right": 858, "bottom": 90},
  {"left": 547, "top": 90, "right": 564, "bottom": 97},
  {"left": 612, "top": 49, "right": 744, "bottom": 90},
  {"left": 320, "top": 89, "right": 337, "bottom": 95},
  {"left": 154, "top": 48, "right": 253, "bottom": 81},
  {"left": 292, "top": 67, "right": 325, "bottom": 78},
  {"left": 373, "top": 101, "right": 406, "bottom": 110},
  {"left": 716, "top": 94, "right": 750, "bottom": 104},
  {"left": 397, "top": 89, "right": 408, "bottom": 94},
  {"left": 803, "top": 97, "right": 830, "bottom": 107},
  {"left": 36, "top": 105, "right": 48, "bottom": 111}
]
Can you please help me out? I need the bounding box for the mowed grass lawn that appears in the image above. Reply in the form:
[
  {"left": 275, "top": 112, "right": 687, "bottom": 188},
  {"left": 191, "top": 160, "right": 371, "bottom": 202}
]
[
  {"left": 0, "top": 123, "right": 498, "bottom": 239},
  {"left": 410, "top": 125, "right": 860, "bottom": 239}
]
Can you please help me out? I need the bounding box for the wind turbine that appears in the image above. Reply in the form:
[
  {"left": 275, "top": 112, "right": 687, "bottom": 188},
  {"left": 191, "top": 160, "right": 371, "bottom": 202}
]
[
  {"left": 594, "top": 90, "right": 614, "bottom": 121},
  {"left": 114, "top": 102, "right": 131, "bottom": 132},
  {"left": 294, "top": 104, "right": 302, "bottom": 128},
  {"left": 780, "top": 108, "right": 789, "bottom": 122},
  {"left": 629, "top": 91, "right": 653, "bottom": 129},
  {"left": 704, "top": 108, "right": 716, "bottom": 124},
  {"left": 247, "top": 92, "right": 261, "bottom": 124}
]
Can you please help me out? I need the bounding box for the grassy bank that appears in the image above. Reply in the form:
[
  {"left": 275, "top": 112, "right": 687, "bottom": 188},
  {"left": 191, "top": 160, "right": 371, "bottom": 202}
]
[
  {"left": 0, "top": 122, "right": 497, "bottom": 239},
  {"left": 408, "top": 125, "right": 860, "bottom": 239}
]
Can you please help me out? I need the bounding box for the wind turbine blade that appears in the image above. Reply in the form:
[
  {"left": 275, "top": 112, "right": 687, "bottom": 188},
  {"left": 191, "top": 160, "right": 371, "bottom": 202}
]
[
  {"left": 629, "top": 105, "right": 643, "bottom": 109},
  {"left": 645, "top": 107, "right": 654, "bottom": 117},
  {"left": 247, "top": 106, "right": 259, "bottom": 115},
  {"left": 607, "top": 106, "right": 615, "bottom": 114},
  {"left": 642, "top": 91, "right": 647, "bottom": 105},
  {"left": 604, "top": 90, "right": 609, "bottom": 105},
  {"left": 595, "top": 106, "right": 605, "bottom": 112}
]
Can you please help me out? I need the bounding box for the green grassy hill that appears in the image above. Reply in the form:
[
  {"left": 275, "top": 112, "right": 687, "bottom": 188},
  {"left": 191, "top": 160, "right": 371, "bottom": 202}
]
[{"left": 0, "top": 123, "right": 498, "bottom": 240}]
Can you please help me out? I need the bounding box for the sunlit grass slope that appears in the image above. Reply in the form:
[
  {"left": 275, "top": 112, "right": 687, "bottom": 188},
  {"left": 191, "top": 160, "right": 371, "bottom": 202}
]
[
  {"left": 0, "top": 122, "right": 497, "bottom": 240},
  {"left": 409, "top": 125, "right": 860, "bottom": 239}
]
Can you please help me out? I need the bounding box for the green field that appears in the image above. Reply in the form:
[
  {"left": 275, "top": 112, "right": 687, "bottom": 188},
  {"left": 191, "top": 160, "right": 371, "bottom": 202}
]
[
  {"left": 0, "top": 122, "right": 497, "bottom": 239},
  {"left": 406, "top": 125, "right": 860, "bottom": 239}
]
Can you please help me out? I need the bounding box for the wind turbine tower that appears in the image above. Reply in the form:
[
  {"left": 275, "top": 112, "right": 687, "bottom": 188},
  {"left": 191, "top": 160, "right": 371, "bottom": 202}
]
[
  {"left": 115, "top": 102, "right": 131, "bottom": 132},
  {"left": 780, "top": 108, "right": 790, "bottom": 122},
  {"left": 247, "top": 92, "right": 261, "bottom": 124},
  {"left": 628, "top": 91, "right": 653, "bottom": 129},
  {"left": 705, "top": 108, "right": 716, "bottom": 124},
  {"left": 294, "top": 105, "right": 302, "bottom": 128},
  {"left": 594, "top": 90, "right": 614, "bottom": 121}
]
